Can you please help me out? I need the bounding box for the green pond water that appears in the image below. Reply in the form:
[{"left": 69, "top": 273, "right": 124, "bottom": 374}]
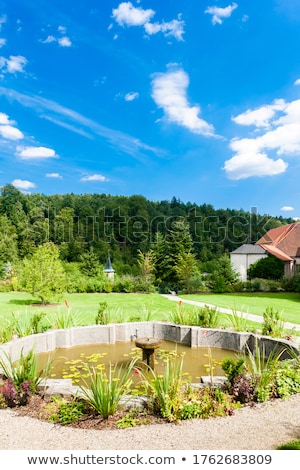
[{"left": 37, "top": 340, "right": 243, "bottom": 385}]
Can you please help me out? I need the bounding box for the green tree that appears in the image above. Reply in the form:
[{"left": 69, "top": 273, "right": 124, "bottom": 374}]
[
  {"left": 210, "top": 254, "right": 240, "bottom": 292},
  {"left": 137, "top": 249, "right": 155, "bottom": 282},
  {"left": 152, "top": 219, "right": 194, "bottom": 289},
  {"left": 248, "top": 255, "right": 284, "bottom": 281},
  {"left": 21, "top": 242, "right": 66, "bottom": 304},
  {"left": 80, "top": 247, "right": 101, "bottom": 276},
  {"left": 175, "top": 251, "right": 199, "bottom": 293}
]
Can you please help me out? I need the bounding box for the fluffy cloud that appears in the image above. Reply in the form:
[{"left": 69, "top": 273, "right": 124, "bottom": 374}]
[
  {"left": 205, "top": 2, "right": 238, "bottom": 25},
  {"left": 41, "top": 26, "right": 72, "bottom": 47},
  {"left": 223, "top": 152, "right": 287, "bottom": 180},
  {"left": 0, "top": 125, "right": 24, "bottom": 140},
  {"left": 0, "top": 55, "right": 27, "bottom": 73},
  {"left": 11, "top": 179, "right": 36, "bottom": 190},
  {"left": 112, "top": 2, "right": 154, "bottom": 26},
  {"left": 80, "top": 174, "right": 109, "bottom": 182},
  {"left": 0, "top": 113, "right": 24, "bottom": 140},
  {"left": 112, "top": 2, "right": 185, "bottom": 41},
  {"left": 281, "top": 206, "right": 294, "bottom": 211},
  {"left": 151, "top": 68, "right": 216, "bottom": 136},
  {"left": 16, "top": 146, "right": 57, "bottom": 159},
  {"left": 224, "top": 98, "right": 300, "bottom": 179}
]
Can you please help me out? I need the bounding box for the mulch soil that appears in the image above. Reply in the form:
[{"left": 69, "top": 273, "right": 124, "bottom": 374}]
[{"left": 14, "top": 394, "right": 168, "bottom": 431}]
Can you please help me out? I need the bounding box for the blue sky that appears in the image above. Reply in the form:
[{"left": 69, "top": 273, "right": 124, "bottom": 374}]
[{"left": 0, "top": 0, "right": 300, "bottom": 218}]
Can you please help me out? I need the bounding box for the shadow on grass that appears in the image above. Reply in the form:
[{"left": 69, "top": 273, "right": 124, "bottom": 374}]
[{"left": 8, "top": 298, "right": 41, "bottom": 306}]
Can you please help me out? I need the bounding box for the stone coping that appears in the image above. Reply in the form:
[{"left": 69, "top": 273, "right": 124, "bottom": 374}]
[{"left": 0, "top": 321, "right": 298, "bottom": 365}]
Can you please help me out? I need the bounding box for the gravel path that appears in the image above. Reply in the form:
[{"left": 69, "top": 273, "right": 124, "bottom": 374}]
[{"left": 1, "top": 394, "right": 300, "bottom": 450}]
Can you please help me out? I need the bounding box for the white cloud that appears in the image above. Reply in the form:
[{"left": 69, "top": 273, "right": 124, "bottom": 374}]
[
  {"left": 144, "top": 18, "right": 185, "bottom": 41},
  {"left": 46, "top": 173, "right": 62, "bottom": 179},
  {"left": 281, "top": 206, "right": 294, "bottom": 211},
  {"left": 12, "top": 179, "right": 36, "bottom": 190},
  {"left": 294, "top": 78, "right": 300, "bottom": 86},
  {"left": 0, "top": 55, "right": 27, "bottom": 74},
  {"left": 16, "top": 146, "right": 57, "bottom": 159},
  {"left": 223, "top": 152, "right": 287, "bottom": 180},
  {"left": 112, "top": 2, "right": 185, "bottom": 41},
  {"left": 225, "top": 97, "right": 300, "bottom": 179},
  {"left": 58, "top": 36, "right": 72, "bottom": 47},
  {"left": 41, "top": 26, "right": 72, "bottom": 47},
  {"left": 0, "top": 38, "right": 6, "bottom": 48},
  {"left": 151, "top": 68, "right": 216, "bottom": 136},
  {"left": 42, "top": 35, "right": 56, "bottom": 44},
  {"left": 112, "top": 2, "right": 154, "bottom": 26},
  {"left": 0, "top": 86, "right": 167, "bottom": 161},
  {"left": 80, "top": 174, "right": 109, "bottom": 182},
  {"left": 0, "top": 114, "right": 24, "bottom": 140},
  {"left": 205, "top": 2, "right": 238, "bottom": 25},
  {"left": 0, "top": 124, "right": 24, "bottom": 140},
  {"left": 58, "top": 26, "right": 67, "bottom": 34},
  {"left": 0, "top": 112, "right": 13, "bottom": 125},
  {"left": 232, "top": 99, "right": 286, "bottom": 129},
  {"left": 125, "top": 91, "right": 139, "bottom": 101}
]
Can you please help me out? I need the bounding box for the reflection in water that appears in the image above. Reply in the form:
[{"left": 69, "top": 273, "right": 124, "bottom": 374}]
[{"left": 37, "top": 340, "right": 242, "bottom": 385}]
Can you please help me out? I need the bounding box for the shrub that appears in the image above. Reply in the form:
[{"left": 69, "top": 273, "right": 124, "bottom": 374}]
[
  {"left": 78, "top": 359, "right": 137, "bottom": 419},
  {"left": 169, "top": 302, "right": 219, "bottom": 328},
  {"left": 262, "top": 306, "right": 284, "bottom": 337},
  {"left": 0, "top": 347, "right": 51, "bottom": 393},
  {"left": 221, "top": 357, "right": 246, "bottom": 386},
  {"left": 143, "top": 356, "right": 184, "bottom": 422},
  {"left": 0, "top": 378, "right": 33, "bottom": 407},
  {"left": 48, "top": 396, "right": 87, "bottom": 424},
  {"left": 95, "top": 302, "right": 109, "bottom": 325},
  {"left": 231, "top": 372, "right": 259, "bottom": 404}
]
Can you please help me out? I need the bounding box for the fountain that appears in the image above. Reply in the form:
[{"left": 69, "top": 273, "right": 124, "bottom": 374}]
[
  {"left": 1, "top": 321, "right": 298, "bottom": 397},
  {"left": 135, "top": 337, "right": 162, "bottom": 370}
]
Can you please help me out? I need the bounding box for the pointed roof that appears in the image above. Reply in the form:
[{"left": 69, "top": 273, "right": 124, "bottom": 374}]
[
  {"left": 256, "top": 222, "right": 300, "bottom": 261},
  {"left": 104, "top": 254, "right": 115, "bottom": 272},
  {"left": 231, "top": 244, "right": 267, "bottom": 255}
]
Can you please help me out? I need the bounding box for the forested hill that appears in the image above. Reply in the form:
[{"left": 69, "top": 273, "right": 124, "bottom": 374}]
[{"left": 0, "top": 184, "right": 293, "bottom": 271}]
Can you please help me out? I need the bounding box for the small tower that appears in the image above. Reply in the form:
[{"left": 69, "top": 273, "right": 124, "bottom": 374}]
[{"left": 104, "top": 253, "right": 115, "bottom": 281}]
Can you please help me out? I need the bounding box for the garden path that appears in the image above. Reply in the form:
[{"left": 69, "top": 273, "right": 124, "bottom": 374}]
[{"left": 161, "top": 294, "right": 300, "bottom": 334}]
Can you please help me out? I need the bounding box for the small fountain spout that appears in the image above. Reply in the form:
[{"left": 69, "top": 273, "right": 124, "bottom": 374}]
[{"left": 130, "top": 329, "right": 139, "bottom": 341}]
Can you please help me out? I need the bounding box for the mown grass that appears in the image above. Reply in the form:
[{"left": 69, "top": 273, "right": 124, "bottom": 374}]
[
  {"left": 181, "top": 292, "right": 300, "bottom": 325},
  {"left": 0, "top": 291, "right": 298, "bottom": 333},
  {"left": 0, "top": 292, "right": 175, "bottom": 325}
]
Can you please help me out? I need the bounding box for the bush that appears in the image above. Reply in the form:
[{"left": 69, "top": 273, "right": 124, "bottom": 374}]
[
  {"left": 0, "top": 378, "right": 33, "bottom": 407},
  {"left": 262, "top": 306, "right": 284, "bottom": 337}
]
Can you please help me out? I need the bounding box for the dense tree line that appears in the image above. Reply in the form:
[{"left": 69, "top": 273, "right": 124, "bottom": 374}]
[{"left": 0, "top": 184, "right": 294, "bottom": 295}]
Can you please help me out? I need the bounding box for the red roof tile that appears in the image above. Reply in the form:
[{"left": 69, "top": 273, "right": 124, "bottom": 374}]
[{"left": 256, "top": 222, "right": 300, "bottom": 260}]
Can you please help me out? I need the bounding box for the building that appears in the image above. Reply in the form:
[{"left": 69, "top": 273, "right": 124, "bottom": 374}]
[
  {"left": 255, "top": 222, "right": 300, "bottom": 278},
  {"left": 230, "top": 244, "right": 267, "bottom": 281},
  {"left": 230, "top": 222, "right": 300, "bottom": 281}
]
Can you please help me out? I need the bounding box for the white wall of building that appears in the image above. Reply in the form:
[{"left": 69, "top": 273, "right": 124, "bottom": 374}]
[{"left": 230, "top": 253, "right": 267, "bottom": 281}]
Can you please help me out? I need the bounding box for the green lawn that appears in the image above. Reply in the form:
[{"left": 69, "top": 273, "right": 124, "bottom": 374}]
[
  {"left": 1, "top": 290, "right": 299, "bottom": 330},
  {"left": 180, "top": 292, "right": 300, "bottom": 324},
  {"left": 0, "top": 292, "right": 175, "bottom": 324}
]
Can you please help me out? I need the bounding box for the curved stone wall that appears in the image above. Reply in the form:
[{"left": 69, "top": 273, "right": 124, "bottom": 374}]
[{"left": 0, "top": 321, "right": 298, "bottom": 365}]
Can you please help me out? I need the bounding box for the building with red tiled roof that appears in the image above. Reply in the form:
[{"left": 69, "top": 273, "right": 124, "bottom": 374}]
[
  {"left": 230, "top": 222, "right": 300, "bottom": 280},
  {"left": 255, "top": 222, "right": 300, "bottom": 278}
]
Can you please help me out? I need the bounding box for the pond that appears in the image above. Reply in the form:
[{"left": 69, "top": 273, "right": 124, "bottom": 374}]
[{"left": 37, "top": 340, "right": 243, "bottom": 385}]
